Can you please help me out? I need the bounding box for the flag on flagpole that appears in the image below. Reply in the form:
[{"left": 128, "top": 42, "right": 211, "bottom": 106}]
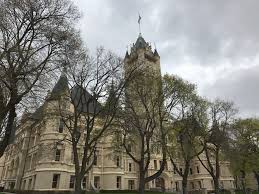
[{"left": 138, "top": 14, "right": 142, "bottom": 24}]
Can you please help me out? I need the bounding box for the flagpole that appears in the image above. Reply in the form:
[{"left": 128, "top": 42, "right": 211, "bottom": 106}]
[{"left": 138, "top": 13, "right": 142, "bottom": 35}]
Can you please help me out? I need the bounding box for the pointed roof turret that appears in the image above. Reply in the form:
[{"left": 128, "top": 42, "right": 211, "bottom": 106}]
[
  {"left": 47, "top": 72, "right": 69, "bottom": 101},
  {"left": 134, "top": 34, "right": 147, "bottom": 49}
]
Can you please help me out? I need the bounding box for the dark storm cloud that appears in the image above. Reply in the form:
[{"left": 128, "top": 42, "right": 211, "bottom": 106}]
[{"left": 74, "top": 0, "right": 259, "bottom": 117}]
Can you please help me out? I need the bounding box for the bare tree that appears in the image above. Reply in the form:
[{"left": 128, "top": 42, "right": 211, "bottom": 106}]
[
  {"left": 165, "top": 75, "right": 208, "bottom": 194},
  {"left": 53, "top": 43, "right": 134, "bottom": 193},
  {"left": 0, "top": 0, "right": 80, "bottom": 157},
  {"left": 197, "top": 99, "right": 237, "bottom": 194}
]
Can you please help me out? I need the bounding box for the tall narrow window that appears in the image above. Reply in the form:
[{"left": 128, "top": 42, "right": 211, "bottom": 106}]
[
  {"left": 94, "top": 176, "right": 100, "bottom": 189},
  {"left": 198, "top": 181, "right": 202, "bottom": 189},
  {"left": 55, "top": 149, "right": 61, "bottom": 161},
  {"left": 128, "top": 163, "right": 132, "bottom": 172},
  {"left": 116, "top": 176, "right": 121, "bottom": 189},
  {"left": 116, "top": 156, "right": 120, "bottom": 167},
  {"left": 128, "top": 180, "right": 135, "bottom": 190},
  {"left": 190, "top": 168, "right": 193, "bottom": 175},
  {"left": 52, "top": 174, "right": 60, "bottom": 188},
  {"left": 69, "top": 175, "right": 75, "bottom": 189},
  {"left": 82, "top": 177, "right": 87, "bottom": 189},
  {"left": 175, "top": 182, "right": 179, "bottom": 191},
  {"left": 93, "top": 153, "right": 98, "bottom": 166},
  {"left": 59, "top": 119, "right": 64, "bottom": 133}
]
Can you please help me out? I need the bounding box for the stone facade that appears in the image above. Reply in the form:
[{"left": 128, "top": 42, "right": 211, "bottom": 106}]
[{"left": 0, "top": 34, "right": 235, "bottom": 192}]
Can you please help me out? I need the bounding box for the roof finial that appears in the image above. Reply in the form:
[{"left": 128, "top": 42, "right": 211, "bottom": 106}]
[{"left": 138, "top": 12, "right": 142, "bottom": 36}]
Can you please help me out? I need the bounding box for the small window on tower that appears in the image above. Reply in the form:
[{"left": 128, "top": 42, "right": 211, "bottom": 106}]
[
  {"left": 116, "top": 156, "right": 120, "bottom": 167},
  {"left": 55, "top": 149, "right": 61, "bottom": 161},
  {"left": 59, "top": 119, "right": 64, "bottom": 133}
]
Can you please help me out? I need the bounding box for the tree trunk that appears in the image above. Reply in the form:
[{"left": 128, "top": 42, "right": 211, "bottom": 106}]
[
  {"left": 75, "top": 175, "right": 82, "bottom": 193},
  {"left": 182, "top": 161, "right": 190, "bottom": 194},
  {"left": 182, "top": 176, "right": 188, "bottom": 194},
  {"left": 213, "top": 178, "right": 220, "bottom": 194},
  {"left": 138, "top": 170, "right": 145, "bottom": 194}
]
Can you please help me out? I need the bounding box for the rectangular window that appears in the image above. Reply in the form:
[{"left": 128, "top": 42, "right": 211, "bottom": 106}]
[
  {"left": 55, "top": 149, "right": 61, "bottom": 161},
  {"left": 82, "top": 177, "right": 87, "bottom": 189},
  {"left": 175, "top": 182, "right": 179, "bottom": 191},
  {"left": 128, "top": 180, "right": 135, "bottom": 190},
  {"left": 52, "top": 174, "right": 60, "bottom": 188},
  {"left": 197, "top": 166, "right": 200, "bottom": 174},
  {"left": 116, "top": 176, "right": 121, "bottom": 189},
  {"left": 28, "top": 178, "right": 32, "bottom": 190},
  {"left": 94, "top": 176, "right": 100, "bottom": 189},
  {"left": 59, "top": 119, "right": 64, "bottom": 133},
  {"left": 116, "top": 156, "right": 120, "bottom": 167},
  {"left": 154, "top": 160, "right": 157, "bottom": 170},
  {"left": 198, "top": 181, "right": 202, "bottom": 189},
  {"left": 69, "top": 175, "right": 75, "bottom": 189},
  {"left": 128, "top": 163, "right": 132, "bottom": 172},
  {"left": 190, "top": 168, "right": 193, "bottom": 175}
]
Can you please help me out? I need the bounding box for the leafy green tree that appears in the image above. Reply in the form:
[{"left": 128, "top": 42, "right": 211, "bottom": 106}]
[
  {"left": 229, "top": 118, "right": 259, "bottom": 193},
  {"left": 197, "top": 99, "right": 237, "bottom": 194},
  {"left": 164, "top": 75, "right": 208, "bottom": 194}
]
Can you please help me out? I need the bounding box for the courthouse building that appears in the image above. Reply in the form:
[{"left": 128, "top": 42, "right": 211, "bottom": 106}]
[{"left": 0, "top": 34, "right": 235, "bottom": 192}]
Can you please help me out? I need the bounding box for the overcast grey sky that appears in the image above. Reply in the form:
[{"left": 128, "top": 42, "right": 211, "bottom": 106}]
[{"left": 73, "top": 0, "right": 259, "bottom": 118}]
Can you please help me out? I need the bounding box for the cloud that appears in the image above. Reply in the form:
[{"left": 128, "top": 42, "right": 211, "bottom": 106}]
[
  {"left": 203, "top": 64, "right": 259, "bottom": 117},
  {"left": 73, "top": 0, "right": 259, "bottom": 117}
]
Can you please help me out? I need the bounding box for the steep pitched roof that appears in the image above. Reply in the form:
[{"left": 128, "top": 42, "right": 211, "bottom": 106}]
[
  {"left": 71, "top": 85, "right": 102, "bottom": 114},
  {"left": 48, "top": 73, "right": 69, "bottom": 101}
]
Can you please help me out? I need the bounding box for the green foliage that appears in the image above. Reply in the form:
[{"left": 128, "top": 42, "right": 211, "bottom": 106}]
[{"left": 229, "top": 118, "right": 259, "bottom": 176}]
